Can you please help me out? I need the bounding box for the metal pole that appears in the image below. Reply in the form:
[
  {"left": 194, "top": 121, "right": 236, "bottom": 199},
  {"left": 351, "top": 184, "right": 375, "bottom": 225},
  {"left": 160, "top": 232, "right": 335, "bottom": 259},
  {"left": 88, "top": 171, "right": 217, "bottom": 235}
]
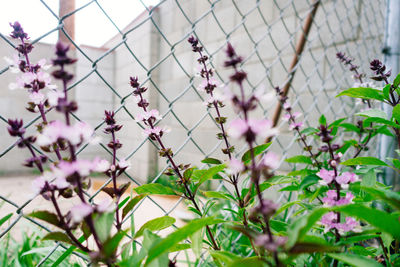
[
  {"left": 381, "top": 0, "right": 400, "bottom": 186},
  {"left": 59, "top": 0, "right": 75, "bottom": 45},
  {"left": 266, "top": 0, "right": 320, "bottom": 143}
]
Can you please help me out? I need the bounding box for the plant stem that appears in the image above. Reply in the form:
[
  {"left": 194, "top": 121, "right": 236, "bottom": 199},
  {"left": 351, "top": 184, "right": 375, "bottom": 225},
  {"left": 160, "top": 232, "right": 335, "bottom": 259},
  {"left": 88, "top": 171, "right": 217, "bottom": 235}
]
[
  {"left": 136, "top": 90, "right": 220, "bottom": 250},
  {"left": 233, "top": 66, "right": 280, "bottom": 266},
  {"left": 50, "top": 192, "right": 90, "bottom": 252}
]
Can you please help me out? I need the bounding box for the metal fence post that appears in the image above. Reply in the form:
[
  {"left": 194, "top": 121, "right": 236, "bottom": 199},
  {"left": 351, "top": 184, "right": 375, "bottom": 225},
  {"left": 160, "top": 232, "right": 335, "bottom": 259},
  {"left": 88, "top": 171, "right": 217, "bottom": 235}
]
[{"left": 381, "top": 0, "right": 400, "bottom": 186}]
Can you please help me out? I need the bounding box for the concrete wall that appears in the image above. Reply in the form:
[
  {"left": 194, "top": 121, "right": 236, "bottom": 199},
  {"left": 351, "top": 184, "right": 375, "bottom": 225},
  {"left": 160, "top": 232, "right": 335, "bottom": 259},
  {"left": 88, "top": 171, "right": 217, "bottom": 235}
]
[{"left": 0, "top": 0, "right": 386, "bottom": 181}]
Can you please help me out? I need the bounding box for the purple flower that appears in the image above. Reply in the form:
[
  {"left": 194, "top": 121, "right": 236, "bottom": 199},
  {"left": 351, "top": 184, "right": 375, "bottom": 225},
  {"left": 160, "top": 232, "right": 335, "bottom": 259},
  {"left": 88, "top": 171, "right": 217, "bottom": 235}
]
[
  {"left": 316, "top": 168, "right": 335, "bottom": 185},
  {"left": 7, "top": 119, "right": 25, "bottom": 137},
  {"left": 70, "top": 203, "right": 93, "bottom": 223},
  {"left": 254, "top": 234, "right": 287, "bottom": 252},
  {"left": 10, "top": 22, "right": 28, "bottom": 39}
]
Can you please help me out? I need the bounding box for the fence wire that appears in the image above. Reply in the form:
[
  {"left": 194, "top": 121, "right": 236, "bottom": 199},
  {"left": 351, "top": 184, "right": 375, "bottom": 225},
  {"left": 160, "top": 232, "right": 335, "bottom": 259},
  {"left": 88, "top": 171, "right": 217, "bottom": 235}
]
[{"left": 0, "top": 0, "right": 387, "bottom": 266}]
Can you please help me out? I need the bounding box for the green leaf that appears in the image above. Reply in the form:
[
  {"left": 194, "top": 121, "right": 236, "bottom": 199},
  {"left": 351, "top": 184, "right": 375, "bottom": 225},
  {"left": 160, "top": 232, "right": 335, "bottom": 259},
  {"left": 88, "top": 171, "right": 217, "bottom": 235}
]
[
  {"left": 285, "top": 155, "right": 312, "bottom": 165},
  {"left": 190, "top": 229, "right": 203, "bottom": 258},
  {"left": 299, "top": 175, "right": 319, "bottom": 190},
  {"left": 241, "top": 142, "right": 271, "bottom": 164},
  {"left": 122, "top": 194, "right": 147, "bottom": 219},
  {"left": 319, "top": 115, "right": 327, "bottom": 125},
  {"left": 51, "top": 234, "right": 86, "bottom": 267},
  {"left": 201, "top": 157, "right": 222, "bottom": 165},
  {"left": 0, "top": 213, "right": 12, "bottom": 227},
  {"left": 393, "top": 104, "right": 400, "bottom": 123},
  {"left": 394, "top": 73, "right": 400, "bottom": 88},
  {"left": 118, "top": 196, "right": 130, "bottom": 209},
  {"left": 363, "top": 117, "right": 400, "bottom": 128},
  {"left": 103, "top": 230, "right": 127, "bottom": 257},
  {"left": 356, "top": 108, "right": 387, "bottom": 119},
  {"left": 361, "top": 169, "right": 376, "bottom": 187},
  {"left": 183, "top": 168, "right": 194, "bottom": 180},
  {"left": 192, "top": 164, "right": 226, "bottom": 191},
  {"left": 202, "top": 191, "right": 231, "bottom": 200},
  {"left": 356, "top": 186, "right": 400, "bottom": 210},
  {"left": 210, "top": 251, "right": 240, "bottom": 265},
  {"left": 169, "top": 243, "right": 191, "bottom": 252},
  {"left": 29, "top": 210, "right": 61, "bottom": 228},
  {"left": 301, "top": 127, "right": 319, "bottom": 135},
  {"left": 286, "top": 208, "right": 328, "bottom": 248},
  {"left": 337, "top": 87, "right": 385, "bottom": 101},
  {"left": 337, "top": 234, "right": 380, "bottom": 245},
  {"left": 42, "top": 232, "right": 75, "bottom": 247},
  {"left": 327, "top": 253, "right": 382, "bottom": 267},
  {"left": 134, "top": 184, "right": 177, "bottom": 195},
  {"left": 227, "top": 257, "right": 267, "bottom": 267},
  {"left": 335, "top": 204, "right": 400, "bottom": 239},
  {"left": 289, "top": 241, "right": 338, "bottom": 254},
  {"left": 339, "top": 123, "right": 361, "bottom": 133},
  {"left": 94, "top": 212, "right": 114, "bottom": 243},
  {"left": 341, "top": 157, "right": 389, "bottom": 167},
  {"left": 145, "top": 217, "right": 224, "bottom": 265},
  {"left": 134, "top": 216, "right": 175, "bottom": 238},
  {"left": 383, "top": 84, "right": 391, "bottom": 100}
]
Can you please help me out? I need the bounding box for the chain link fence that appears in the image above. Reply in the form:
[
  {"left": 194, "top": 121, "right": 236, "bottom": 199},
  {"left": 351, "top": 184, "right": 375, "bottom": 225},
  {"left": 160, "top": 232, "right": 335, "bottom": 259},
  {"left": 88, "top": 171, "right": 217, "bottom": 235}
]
[{"left": 0, "top": 0, "right": 387, "bottom": 265}]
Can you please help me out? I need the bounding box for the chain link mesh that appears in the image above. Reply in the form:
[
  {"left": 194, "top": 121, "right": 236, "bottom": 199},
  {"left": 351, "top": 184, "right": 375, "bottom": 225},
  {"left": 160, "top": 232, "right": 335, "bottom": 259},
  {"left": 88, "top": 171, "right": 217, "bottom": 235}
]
[{"left": 0, "top": 0, "right": 387, "bottom": 265}]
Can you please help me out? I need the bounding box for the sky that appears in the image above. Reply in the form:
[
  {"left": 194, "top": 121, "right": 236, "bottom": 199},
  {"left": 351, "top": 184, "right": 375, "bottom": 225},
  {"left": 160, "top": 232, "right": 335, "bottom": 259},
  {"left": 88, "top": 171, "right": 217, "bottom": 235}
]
[{"left": 0, "top": 0, "right": 159, "bottom": 47}]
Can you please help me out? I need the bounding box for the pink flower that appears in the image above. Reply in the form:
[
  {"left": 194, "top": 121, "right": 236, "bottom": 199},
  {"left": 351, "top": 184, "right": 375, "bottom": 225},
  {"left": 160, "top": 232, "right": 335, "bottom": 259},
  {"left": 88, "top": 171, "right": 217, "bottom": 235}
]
[
  {"left": 320, "top": 212, "right": 337, "bottom": 232},
  {"left": 4, "top": 54, "right": 21, "bottom": 73},
  {"left": 198, "top": 78, "right": 220, "bottom": 91},
  {"left": 96, "top": 199, "right": 115, "bottom": 213},
  {"left": 283, "top": 112, "right": 301, "bottom": 122},
  {"left": 37, "top": 120, "right": 94, "bottom": 146},
  {"left": 336, "top": 172, "right": 358, "bottom": 188},
  {"left": 283, "top": 102, "right": 291, "bottom": 110},
  {"left": 47, "top": 90, "right": 64, "bottom": 106},
  {"left": 338, "top": 217, "right": 361, "bottom": 234},
  {"left": 135, "top": 109, "right": 162, "bottom": 122},
  {"left": 228, "top": 118, "right": 277, "bottom": 140},
  {"left": 143, "top": 126, "right": 170, "bottom": 137},
  {"left": 32, "top": 176, "right": 46, "bottom": 194},
  {"left": 227, "top": 158, "right": 245, "bottom": 174},
  {"left": 70, "top": 203, "right": 93, "bottom": 223},
  {"left": 29, "top": 91, "right": 45, "bottom": 105},
  {"left": 322, "top": 190, "right": 354, "bottom": 206},
  {"left": 55, "top": 177, "right": 69, "bottom": 189},
  {"left": 227, "top": 119, "right": 247, "bottom": 139},
  {"left": 289, "top": 122, "right": 304, "bottom": 130},
  {"left": 92, "top": 158, "right": 110, "bottom": 172},
  {"left": 317, "top": 168, "right": 335, "bottom": 185},
  {"left": 320, "top": 212, "right": 360, "bottom": 234},
  {"left": 118, "top": 159, "right": 131, "bottom": 169},
  {"left": 263, "top": 152, "right": 280, "bottom": 169}
]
